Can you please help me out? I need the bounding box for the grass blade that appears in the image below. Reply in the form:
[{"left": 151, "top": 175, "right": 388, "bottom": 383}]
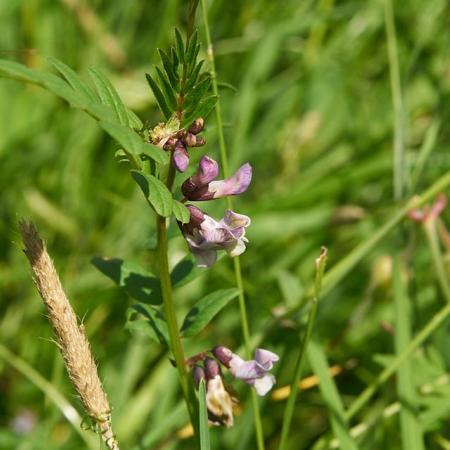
[
  {"left": 393, "top": 255, "right": 424, "bottom": 450},
  {"left": 48, "top": 57, "right": 97, "bottom": 102},
  {"left": 307, "top": 340, "right": 359, "bottom": 450},
  {"left": 278, "top": 248, "right": 327, "bottom": 450},
  {"left": 89, "top": 68, "right": 130, "bottom": 126},
  {"left": 198, "top": 379, "right": 211, "bottom": 450},
  {"left": 0, "top": 344, "right": 97, "bottom": 450}
]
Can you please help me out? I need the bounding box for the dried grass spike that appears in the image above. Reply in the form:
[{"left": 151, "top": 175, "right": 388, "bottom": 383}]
[{"left": 19, "top": 220, "right": 119, "bottom": 450}]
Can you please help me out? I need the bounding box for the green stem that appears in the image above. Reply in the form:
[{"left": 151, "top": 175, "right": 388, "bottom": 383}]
[
  {"left": 385, "top": 0, "right": 405, "bottom": 201},
  {"left": 278, "top": 250, "right": 326, "bottom": 450},
  {"left": 156, "top": 161, "right": 198, "bottom": 433},
  {"left": 424, "top": 219, "right": 450, "bottom": 304},
  {"left": 200, "top": 2, "right": 265, "bottom": 449}
]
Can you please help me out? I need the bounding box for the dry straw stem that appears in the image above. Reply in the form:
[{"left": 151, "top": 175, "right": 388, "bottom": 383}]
[{"left": 19, "top": 221, "right": 119, "bottom": 450}]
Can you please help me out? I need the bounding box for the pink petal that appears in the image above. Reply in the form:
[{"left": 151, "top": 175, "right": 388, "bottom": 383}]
[
  {"left": 254, "top": 349, "right": 279, "bottom": 371},
  {"left": 173, "top": 146, "right": 189, "bottom": 172},
  {"left": 208, "top": 163, "right": 252, "bottom": 199}
]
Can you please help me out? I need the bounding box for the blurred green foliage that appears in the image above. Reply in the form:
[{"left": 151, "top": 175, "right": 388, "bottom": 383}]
[{"left": 1, "top": 0, "right": 450, "bottom": 449}]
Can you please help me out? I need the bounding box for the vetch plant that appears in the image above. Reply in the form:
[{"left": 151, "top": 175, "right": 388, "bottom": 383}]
[{"left": 4, "top": 24, "right": 278, "bottom": 447}]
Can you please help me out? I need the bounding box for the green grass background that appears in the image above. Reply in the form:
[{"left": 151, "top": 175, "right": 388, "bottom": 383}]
[{"left": 1, "top": 0, "right": 450, "bottom": 449}]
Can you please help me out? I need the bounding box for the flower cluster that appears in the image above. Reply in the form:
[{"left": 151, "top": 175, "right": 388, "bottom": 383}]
[
  {"left": 179, "top": 156, "right": 252, "bottom": 267},
  {"left": 149, "top": 116, "right": 206, "bottom": 172},
  {"left": 192, "top": 346, "right": 279, "bottom": 427},
  {"left": 150, "top": 116, "right": 253, "bottom": 267}
]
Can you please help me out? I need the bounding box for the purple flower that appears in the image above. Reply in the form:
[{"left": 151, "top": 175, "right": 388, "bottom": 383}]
[
  {"left": 182, "top": 156, "right": 252, "bottom": 201},
  {"left": 173, "top": 142, "right": 189, "bottom": 172},
  {"left": 182, "top": 206, "right": 251, "bottom": 268},
  {"left": 213, "top": 346, "right": 279, "bottom": 396}
]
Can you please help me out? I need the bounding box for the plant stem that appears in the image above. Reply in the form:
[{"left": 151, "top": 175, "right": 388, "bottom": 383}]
[
  {"left": 156, "top": 161, "right": 198, "bottom": 433},
  {"left": 200, "top": 1, "right": 265, "bottom": 449},
  {"left": 424, "top": 219, "right": 450, "bottom": 304},
  {"left": 385, "top": 0, "right": 405, "bottom": 201},
  {"left": 278, "top": 249, "right": 327, "bottom": 450}
]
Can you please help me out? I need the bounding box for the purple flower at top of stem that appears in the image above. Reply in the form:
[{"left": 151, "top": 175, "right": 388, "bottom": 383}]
[
  {"left": 182, "top": 156, "right": 252, "bottom": 201},
  {"left": 149, "top": 116, "right": 206, "bottom": 173},
  {"left": 213, "top": 346, "right": 279, "bottom": 396},
  {"left": 181, "top": 205, "right": 251, "bottom": 268}
]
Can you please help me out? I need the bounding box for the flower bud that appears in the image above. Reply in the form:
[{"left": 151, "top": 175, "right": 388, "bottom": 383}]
[
  {"left": 193, "top": 136, "right": 206, "bottom": 147},
  {"left": 212, "top": 346, "right": 233, "bottom": 368},
  {"left": 188, "top": 118, "right": 204, "bottom": 135},
  {"left": 163, "top": 137, "right": 177, "bottom": 151},
  {"left": 173, "top": 142, "right": 189, "bottom": 172},
  {"left": 176, "top": 129, "right": 187, "bottom": 140},
  {"left": 205, "top": 357, "right": 220, "bottom": 380},
  {"left": 184, "top": 132, "right": 197, "bottom": 147},
  {"left": 193, "top": 364, "right": 206, "bottom": 388}
]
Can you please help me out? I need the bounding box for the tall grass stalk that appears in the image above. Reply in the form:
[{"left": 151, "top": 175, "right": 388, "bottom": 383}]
[
  {"left": 424, "top": 219, "right": 450, "bottom": 304},
  {"left": 200, "top": 1, "right": 265, "bottom": 448},
  {"left": 278, "top": 248, "right": 327, "bottom": 450},
  {"left": 384, "top": 0, "right": 405, "bottom": 201}
]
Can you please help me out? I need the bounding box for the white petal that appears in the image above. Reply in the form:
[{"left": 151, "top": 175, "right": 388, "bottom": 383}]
[
  {"left": 226, "top": 239, "right": 247, "bottom": 257},
  {"left": 206, "top": 376, "right": 234, "bottom": 427},
  {"left": 253, "top": 375, "right": 276, "bottom": 396}
]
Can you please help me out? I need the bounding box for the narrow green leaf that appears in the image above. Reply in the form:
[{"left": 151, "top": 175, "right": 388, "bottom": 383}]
[
  {"left": 145, "top": 73, "right": 172, "bottom": 119},
  {"left": 48, "top": 57, "right": 97, "bottom": 102},
  {"left": 91, "top": 256, "right": 162, "bottom": 304},
  {"left": 185, "top": 76, "right": 211, "bottom": 111},
  {"left": 308, "top": 340, "right": 359, "bottom": 450},
  {"left": 0, "top": 59, "right": 46, "bottom": 84},
  {"left": 186, "top": 30, "right": 199, "bottom": 66},
  {"left": 89, "top": 68, "right": 129, "bottom": 126},
  {"left": 171, "top": 254, "right": 203, "bottom": 288},
  {"left": 217, "top": 81, "right": 238, "bottom": 93},
  {"left": 170, "top": 46, "right": 179, "bottom": 71},
  {"left": 155, "top": 66, "right": 177, "bottom": 111},
  {"left": 174, "top": 28, "right": 185, "bottom": 63},
  {"left": 181, "top": 288, "right": 239, "bottom": 337},
  {"left": 183, "top": 94, "right": 217, "bottom": 127},
  {"left": 127, "top": 303, "right": 169, "bottom": 346},
  {"left": 158, "top": 48, "right": 179, "bottom": 89},
  {"left": 139, "top": 142, "right": 169, "bottom": 164},
  {"left": 198, "top": 379, "right": 211, "bottom": 450},
  {"left": 99, "top": 120, "right": 167, "bottom": 164},
  {"left": 99, "top": 120, "right": 139, "bottom": 157},
  {"left": 184, "top": 59, "right": 204, "bottom": 92},
  {"left": 188, "top": 44, "right": 201, "bottom": 76},
  {"left": 131, "top": 170, "right": 173, "bottom": 217},
  {"left": 0, "top": 59, "right": 114, "bottom": 120},
  {"left": 393, "top": 255, "right": 424, "bottom": 450},
  {"left": 127, "top": 109, "right": 143, "bottom": 130},
  {"left": 172, "top": 200, "right": 190, "bottom": 224}
]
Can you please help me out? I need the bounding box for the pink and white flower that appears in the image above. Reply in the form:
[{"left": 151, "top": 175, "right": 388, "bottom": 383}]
[
  {"left": 213, "top": 346, "right": 279, "bottom": 396},
  {"left": 182, "top": 156, "right": 252, "bottom": 201},
  {"left": 181, "top": 205, "right": 251, "bottom": 268}
]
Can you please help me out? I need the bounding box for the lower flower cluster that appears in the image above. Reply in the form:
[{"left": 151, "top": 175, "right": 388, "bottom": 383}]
[{"left": 191, "top": 346, "right": 279, "bottom": 427}]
